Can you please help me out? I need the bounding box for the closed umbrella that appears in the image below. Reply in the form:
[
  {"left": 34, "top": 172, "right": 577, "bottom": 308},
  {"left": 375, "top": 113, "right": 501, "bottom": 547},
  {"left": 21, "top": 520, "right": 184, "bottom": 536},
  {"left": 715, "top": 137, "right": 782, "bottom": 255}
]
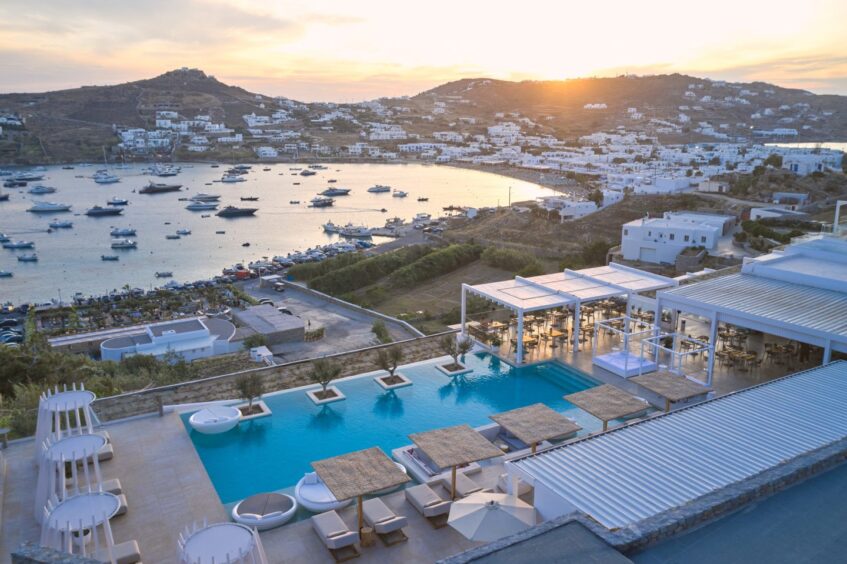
[{"left": 448, "top": 492, "right": 535, "bottom": 542}]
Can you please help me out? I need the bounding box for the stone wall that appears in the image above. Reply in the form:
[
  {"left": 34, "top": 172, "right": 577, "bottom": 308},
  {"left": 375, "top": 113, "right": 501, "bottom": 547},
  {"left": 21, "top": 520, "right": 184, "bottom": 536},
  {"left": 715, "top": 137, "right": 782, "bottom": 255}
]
[
  {"left": 12, "top": 544, "right": 98, "bottom": 564},
  {"left": 92, "top": 331, "right": 454, "bottom": 422}
]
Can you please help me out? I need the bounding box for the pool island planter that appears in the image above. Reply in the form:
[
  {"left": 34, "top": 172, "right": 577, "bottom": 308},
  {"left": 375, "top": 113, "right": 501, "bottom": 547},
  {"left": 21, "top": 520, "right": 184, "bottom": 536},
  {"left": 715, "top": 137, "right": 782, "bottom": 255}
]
[
  {"left": 307, "top": 386, "right": 346, "bottom": 405},
  {"left": 374, "top": 372, "right": 413, "bottom": 391},
  {"left": 235, "top": 400, "right": 272, "bottom": 421},
  {"left": 436, "top": 362, "right": 473, "bottom": 377}
]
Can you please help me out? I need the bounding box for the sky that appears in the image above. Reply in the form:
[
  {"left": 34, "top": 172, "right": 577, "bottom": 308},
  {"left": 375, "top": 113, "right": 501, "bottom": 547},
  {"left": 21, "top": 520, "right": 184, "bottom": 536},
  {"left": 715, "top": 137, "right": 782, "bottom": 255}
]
[{"left": 1, "top": 0, "right": 846, "bottom": 102}]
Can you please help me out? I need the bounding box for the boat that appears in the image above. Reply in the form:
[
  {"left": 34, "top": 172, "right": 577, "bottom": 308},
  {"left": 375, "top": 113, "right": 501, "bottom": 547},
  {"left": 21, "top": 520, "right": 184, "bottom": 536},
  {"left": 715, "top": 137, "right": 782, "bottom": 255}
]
[
  {"left": 48, "top": 219, "right": 73, "bottom": 229},
  {"left": 262, "top": 167, "right": 271, "bottom": 172},
  {"left": 85, "top": 206, "right": 123, "bottom": 217},
  {"left": 216, "top": 231, "right": 226, "bottom": 234},
  {"left": 28, "top": 185, "right": 56, "bottom": 195},
  {"left": 28, "top": 201, "right": 72, "bottom": 213},
  {"left": 186, "top": 201, "right": 218, "bottom": 211},
  {"left": 101, "top": 255, "right": 119, "bottom": 261},
  {"left": 3, "top": 180, "right": 26, "bottom": 188},
  {"left": 289, "top": 200, "right": 300, "bottom": 204},
  {"left": 191, "top": 193, "right": 221, "bottom": 202},
  {"left": 392, "top": 190, "right": 408, "bottom": 198},
  {"left": 110, "top": 228, "right": 136, "bottom": 237},
  {"left": 139, "top": 181, "right": 181, "bottom": 194},
  {"left": 176, "top": 229, "right": 192, "bottom": 236},
  {"left": 0, "top": 233, "right": 9, "bottom": 242},
  {"left": 417, "top": 197, "right": 429, "bottom": 202},
  {"left": 322, "top": 221, "right": 340, "bottom": 234},
  {"left": 294, "top": 472, "right": 354, "bottom": 513},
  {"left": 327, "top": 179, "right": 337, "bottom": 183},
  {"left": 107, "top": 197, "right": 129, "bottom": 206},
  {"left": 339, "top": 223, "right": 372, "bottom": 238},
  {"left": 155, "top": 271, "right": 173, "bottom": 278},
  {"left": 309, "top": 196, "right": 334, "bottom": 208},
  {"left": 93, "top": 170, "right": 120, "bottom": 184},
  {"left": 299, "top": 170, "right": 317, "bottom": 176},
  {"left": 110, "top": 239, "right": 137, "bottom": 249},
  {"left": 150, "top": 163, "right": 180, "bottom": 177},
  {"left": 319, "top": 187, "right": 351, "bottom": 196},
  {"left": 414, "top": 212, "right": 432, "bottom": 223},
  {"left": 0, "top": 192, "right": 8, "bottom": 202},
  {"left": 240, "top": 196, "right": 259, "bottom": 201},
  {"left": 2, "top": 241, "right": 35, "bottom": 249},
  {"left": 216, "top": 206, "right": 258, "bottom": 217},
  {"left": 17, "top": 254, "right": 38, "bottom": 262},
  {"left": 221, "top": 175, "right": 246, "bottom": 183},
  {"left": 368, "top": 184, "right": 391, "bottom": 193},
  {"left": 0, "top": 271, "right": 12, "bottom": 278},
  {"left": 12, "top": 172, "right": 44, "bottom": 182},
  {"left": 242, "top": 242, "right": 250, "bottom": 247},
  {"left": 210, "top": 164, "right": 220, "bottom": 168},
  {"left": 165, "top": 234, "right": 181, "bottom": 240},
  {"left": 293, "top": 182, "right": 300, "bottom": 185},
  {"left": 62, "top": 166, "right": 74, "bottom": 170}
]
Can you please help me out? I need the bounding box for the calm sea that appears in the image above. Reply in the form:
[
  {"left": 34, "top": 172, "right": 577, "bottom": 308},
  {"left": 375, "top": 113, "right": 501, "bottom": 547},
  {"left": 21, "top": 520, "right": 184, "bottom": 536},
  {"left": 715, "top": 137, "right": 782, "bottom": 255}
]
[{"left": 0, "top": 163, "right": 554, "bottom": 303}]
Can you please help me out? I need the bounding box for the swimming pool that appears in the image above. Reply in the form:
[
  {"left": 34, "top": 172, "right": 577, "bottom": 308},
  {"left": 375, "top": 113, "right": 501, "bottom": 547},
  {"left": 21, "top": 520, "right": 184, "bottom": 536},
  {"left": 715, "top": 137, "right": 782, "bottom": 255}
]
[{"left": 183, "top": 353, "right": 601, "bottom": 504}]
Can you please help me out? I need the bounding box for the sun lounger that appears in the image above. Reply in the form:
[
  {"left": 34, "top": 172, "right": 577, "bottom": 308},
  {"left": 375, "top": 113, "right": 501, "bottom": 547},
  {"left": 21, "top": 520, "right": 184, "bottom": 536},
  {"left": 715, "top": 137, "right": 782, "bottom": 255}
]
[
  {"left": 312, "top": 510, "right": 360, "bottom": 562},
  {"left": 101, "top": 478, "right": 123, "bottom": 495},
  {"left": 114, "top": 493, "right": 128, "bottom": 517},
  {"left": 405, "top": 483, "right": 451, "bottom": 527},
  {"left": 363, "top": 498, "right": 408, "bottom": 545},
  {"left": 437, "top": 472, "right": 483, "bottom": 498},
  {"left": 92, "top": 540, "right": 141, "bottom": 564},
  {"left": 98, "top": 443, "right": 114, "bottom": 462}
]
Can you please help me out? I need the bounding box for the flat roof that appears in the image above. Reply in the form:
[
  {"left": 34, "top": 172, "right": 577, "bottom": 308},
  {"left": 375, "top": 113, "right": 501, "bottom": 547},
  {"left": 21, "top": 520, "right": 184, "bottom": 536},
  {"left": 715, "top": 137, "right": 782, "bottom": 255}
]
[
  {"left": 148, "top": 318, "right": 204, "bottom": 337},
  {"left": 511, "top": 362, "right": 847, "bottom": 530},
  {"left": 233, "top": 305, "right": 305, "bottom": 333}
]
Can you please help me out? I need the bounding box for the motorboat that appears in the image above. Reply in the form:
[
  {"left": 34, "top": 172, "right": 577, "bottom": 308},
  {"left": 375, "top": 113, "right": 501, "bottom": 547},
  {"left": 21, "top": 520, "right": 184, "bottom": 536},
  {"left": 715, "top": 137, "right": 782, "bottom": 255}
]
[
  {"left": 85, "top": 206, "right": 123, "bottom": 217},
  {"left": 191, "top": 193, "right": 221, "bottom": 201},
  {"left": 155, "top": 271, "right": 173, "bottom": 278},
  {"left": 17, "top": 253, "right": 38, "bottom": 262},
  {"left": 0, "top": 271, "right": 12, "bottom": 278},
  {"left": 417, "top": 196, "right": 429, "bottom": 202},
  {"left": 299, "top": 169, "right": 317, "bottom": 176},
  {"left": 188, "top": 405, "right": 240, "bottom": 434},
  {"left": 28, "top": 185, "right": 56, "bottom": 195},
  {"left": 101, "top": 255, "right": 119, "bottom": 261},
  {"left": 216, "top": 206, "right": 258, "bottom": 217},
  {"left": 339, "top": 223, "right": 372, "bottom": 238},
  {"left": 0, "top": 233, "right": 9, "bottom": 242},
  {"left": 28, "top": 201, "right": 72, "bottom": 213},
  {"left": 319, "top": 187, "right": 351, "bottom": 196},
  {"left": 139, "top": 181, "right": 181, "bottom": 194},
  {"left": 240, "top": 196, "right": 259, "bottom": 201},
  {"left": 294, "top": 472, "right": 354, "bottom": 513},
  {"left": 392, "top": 190, "right": 408, "bottom": 198},
  {"left": 176, "top": 229, "right": 192, "bottom": 236},
  {"left": 110, "top": 228, "right": 136, "bottom": 237},
  {"left": 322, "top": 221, "right": 340, "bottom": 234},
  {"left": 12, "top": 172, "right": 44, "bottom": 182},
  {"left": 3, "top": 180, "right": 26, "bottom": 188},
  {"left": 367, "top": 184, "right": 391, "bottom": 193},
  {"left": 110, "top": 239, "right": 137, "bottom": 249},
  {"left": 150, "top": 163, "right": 180, "bottom": 177},
  {"left": 48, "top": 219, "right": 73, "bottom": 229},
  {"left": 2, "top": 240, "right": 35, "bottom": 249},
  {"left": 289, "top": 200, "right": 300, "bottom": 204},
  {"left": 165, "top": 234, "right": 181, "bottom": 240},
  {"left": 309, "top": 196, "right": 334, "bottom": 208},
  {"left": 221, "top": 175, "right": 246, "bottom": 183},
  {"left": 93, "top": 170, "right": 120, "bottom": 184},
  {"left": 107, "top": 197, "right": 129, "bottom": 206},
  {"left": 186, "top": 201, "right": 218, "bottom": 211},
  {"left": 327, "top": 179, "right": 337, "bottom": 183}
]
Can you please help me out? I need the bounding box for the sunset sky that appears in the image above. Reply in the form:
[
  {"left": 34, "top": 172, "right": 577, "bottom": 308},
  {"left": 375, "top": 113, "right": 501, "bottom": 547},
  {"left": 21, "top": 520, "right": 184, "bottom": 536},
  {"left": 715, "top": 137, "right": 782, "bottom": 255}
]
[{"left": 1, "top": 0, "right": 846, "bottom": 101}]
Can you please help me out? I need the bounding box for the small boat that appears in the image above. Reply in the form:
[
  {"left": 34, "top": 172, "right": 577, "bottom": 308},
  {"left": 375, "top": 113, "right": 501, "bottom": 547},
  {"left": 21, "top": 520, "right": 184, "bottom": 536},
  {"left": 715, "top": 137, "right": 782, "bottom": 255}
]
[
  {"left": 48, "top": 220, "right": 73, "bottom": 229},
  {"left": 107, "top": 197, "right": 129, "bottom": 206},
  {"left": 367, "top": 184, "right": 391, "bottom": 193},
  {"left": 240, "top": 196, "right": 259, "bottom": 201},
  {"left": 293, "top": 182, "right": 300, "bottom": 185},
  {"left": 211, "top": 164, "right": 220, "bottom": 168},
  {"left": 320, "top": 187, "right": 351, "bottom": 196},
  {"left": 327, "top": 179, "right": 337, "bottom": 183},
  {"left": 139, "top": 181, "right": 181, "bottom": 194},
  {"left": 150, "top": 163, "right": 180, "bottom": 177},
  {"left": 322, "top": 221, "right": 340, "bottom": 233},
  {"left": 2, "top": 240, "right": 34, "bottom": 249},
  {"left": 392, "top": 190, "right": 408, "bottom": 198},
  {"left": 155, "top": 271, "right": 173, "bottom": 278},
  {"left": 191, "top": 193, "right": 221, "bottom": 201},
  {"left": 17, "top": 253, "right": 38, "bottom": 262},
  {"left": 28, "top": 185, "right": 56, "bottom": 195},
  {"left": 289, "top": 200, "right": 300, "bottom": 204},
  {"left": 176, "top": 229, "right": 192, "bottom": 236},
  {"left": 299, "top": 170, "right": 317, "bottom": 177},
  {"left": 186, "top": 201, "right": 219, "bottom": 211},
  {"left": 62, "top": 166, "right": 74, "bottom": 170},
  {"left": 111, "top": 239, "right": 137, "bottom": 249},
  {"left": 295, "top": 473, "right": 354, "bottom": 513},
  {"left": 86, "top": 206, "right": 123, "bottom": 217},
  {"left": 110, "top": 228, "right": 136, "bottom": 237},
  {"left": 165, "top": 234, "right": 181, "bottom": 240},
  {"left": 101, "top": 255, "right": 119, "bottom": 261},
  {"left": 221, "top": 175, "right": 246, "bottom": 183},
  {"left": 93, "top": 170, "right": 120, "bottom": 184},
  {"left": 217, "top": 206, "right": 258, "bottom": 218},
  {"left": 0, "top": 271, "right": 12, "bottom": 278},
  {"left": 216, "top": 230, "right": 226, "bottom": 234},
  {"left": 417, "top": 197, "right": 429, "bottom": 202},
  {"left": 28, "top": 201, "right": 72, "bottom": 213},
  {"left": 262, "top": 167, "right": 271, "bottom": 171},
  {"left": 201, "top": 214, "right": 210, "bottom": 218},
  {"left": 3, "top": 180, "right": 26, "bottom": 188},
  {"left": 242, "top": 242, "right": 251, "bottom": 247},
  {"left": 309, "top": 196, "right": 334, "bottom": 208}
]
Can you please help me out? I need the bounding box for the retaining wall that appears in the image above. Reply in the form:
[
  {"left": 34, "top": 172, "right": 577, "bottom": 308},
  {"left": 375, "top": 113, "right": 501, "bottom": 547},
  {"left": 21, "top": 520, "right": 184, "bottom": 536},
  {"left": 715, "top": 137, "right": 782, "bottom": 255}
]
[{"left": 92, "top": 331, "right": 453, "bottom": 422}]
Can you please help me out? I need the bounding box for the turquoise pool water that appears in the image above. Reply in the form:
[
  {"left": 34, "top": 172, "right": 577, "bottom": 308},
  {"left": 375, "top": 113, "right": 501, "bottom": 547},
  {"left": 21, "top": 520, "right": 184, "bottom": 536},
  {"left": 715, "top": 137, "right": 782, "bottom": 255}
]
[{"left": 183, "top": 353, "right": 600, "bottom": 504}]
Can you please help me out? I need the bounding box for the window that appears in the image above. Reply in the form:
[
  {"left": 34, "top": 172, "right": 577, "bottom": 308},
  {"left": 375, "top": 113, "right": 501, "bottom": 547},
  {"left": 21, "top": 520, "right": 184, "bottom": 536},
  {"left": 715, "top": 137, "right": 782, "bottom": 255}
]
[
  {"left": 684, "top": 235, "right": 690, "bottom": 242},
  {"left": 701, "top": 236, "right": 706, "bottom": 243},
  {"left": 624, "top": 229, "right": 629, "bottom": 236},
  {"left": 669, "top": 233, "right": 675, "bottom": 240}
]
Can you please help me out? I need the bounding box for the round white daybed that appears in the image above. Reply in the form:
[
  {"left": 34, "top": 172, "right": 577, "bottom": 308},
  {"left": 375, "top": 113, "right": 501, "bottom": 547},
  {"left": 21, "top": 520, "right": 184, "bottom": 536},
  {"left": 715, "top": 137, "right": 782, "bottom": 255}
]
[
  {"left": 294, "top": 472, "right": 354, "bottom": 513},
  {"left": 189, "top": 405, "right": 241, "bottom": 434},
  {"left": 231, "top": 492, "right": 297, "bottom": 531}
]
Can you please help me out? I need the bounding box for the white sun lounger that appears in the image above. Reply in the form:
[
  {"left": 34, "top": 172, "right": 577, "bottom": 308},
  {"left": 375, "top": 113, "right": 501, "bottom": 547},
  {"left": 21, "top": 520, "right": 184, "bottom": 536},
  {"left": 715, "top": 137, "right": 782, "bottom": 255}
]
[
  {"left": 363, "top": 497, "right": 408, "bottom": 539},
  {"left": 436, "top": 472, "right": 483, "bottom": 498},
  {"left": 405, "top": 484, "right": 451, "bottom": 518},
  {"left": 312, "top": 510, "right": 360, "bottom": 560}
]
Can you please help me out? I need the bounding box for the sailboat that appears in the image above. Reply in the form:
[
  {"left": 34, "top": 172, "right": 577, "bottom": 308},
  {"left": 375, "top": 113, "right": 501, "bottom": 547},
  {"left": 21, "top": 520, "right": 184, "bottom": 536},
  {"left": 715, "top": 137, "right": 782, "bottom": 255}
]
[{"left": 93, "top": 147, "right": 119, "bottom": 184}]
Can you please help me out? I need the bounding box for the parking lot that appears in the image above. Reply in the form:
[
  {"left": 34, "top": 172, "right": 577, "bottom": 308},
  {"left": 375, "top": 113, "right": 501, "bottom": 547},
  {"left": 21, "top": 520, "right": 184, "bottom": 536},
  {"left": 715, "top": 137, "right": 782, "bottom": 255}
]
[{"left": 238, "top": 278, "right": 420, "bottom": 362}]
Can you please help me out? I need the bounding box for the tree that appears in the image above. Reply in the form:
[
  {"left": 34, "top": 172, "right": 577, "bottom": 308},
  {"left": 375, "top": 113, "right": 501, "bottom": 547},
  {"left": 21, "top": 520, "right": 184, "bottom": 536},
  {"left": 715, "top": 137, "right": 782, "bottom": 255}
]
[
  {"left": 309, "top": 358, "right": 341, "bottom": 394},
  {"left": 587, "top": 189, "right": 604, "bottom": 208},
  {"left": 235, "top": 373, "right": 264, "bottom": 411},
  {"left": 242, "top": 333, "right": 268, "bottom": 350},
  {"left": 441, "top": 335, "right": 474, "bottom": 365},
  {"left": 375, "top": 346, "right": 404, "bottom": 377},
  {"left": 764, "top": 154, "right": 783, "bottom": 168}
]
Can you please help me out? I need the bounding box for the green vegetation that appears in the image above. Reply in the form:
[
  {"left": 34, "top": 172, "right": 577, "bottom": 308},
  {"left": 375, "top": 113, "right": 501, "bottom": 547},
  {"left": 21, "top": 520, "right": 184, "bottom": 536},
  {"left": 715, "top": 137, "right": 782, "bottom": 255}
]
[
  {"left": 242, "top": 333, "right": 268, "bottom": 350},
  {"left": 309, "top": 358, "right": 342, "bottom": 394},
  {"left": 481, "top": 247, "right": 539, "bottom": 273},
  {"left": 308, "top": 245, "right": 432, "bottom": 295},
  {"left": 287, "top": 253, "right": 364, "bottom": 282},
  {"left": 764, "top": 154, "right": 784, "bottom": 168},
  {"left": 387, "top": 244, "right": 482, "bottom": 288},
  {"left": 235, "top": 373, "right": 264, "bottom": 411},
  {"left": 440, "top": 335, "right": 474, "bottom": 366},
  {"left": 371, "top": 320, "right": 392, "bottom": 344},
  {"left": 375, "top": 346, "right": 404, "bottom": 377},
  {"left": 741, "top": 220, "right": 804, "bottom": 244}
]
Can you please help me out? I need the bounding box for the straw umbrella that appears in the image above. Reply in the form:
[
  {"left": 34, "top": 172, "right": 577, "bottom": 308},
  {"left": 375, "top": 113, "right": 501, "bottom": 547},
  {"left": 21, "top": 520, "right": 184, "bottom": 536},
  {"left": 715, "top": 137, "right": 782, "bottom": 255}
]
[
  {"left": 565, "top": 384, "right": 649, "bottom": 431},
  {"left": 448, "top": 492, "right": 535, "bottom": 542},
  {"left": 312, "top": 447, "right": 410, "bottom": 534},
  {"left": 490, "top": 403, "right": 581, "bottom": 454},
  {"left": 409, "top": 425, "right": 502, "bottom": 500}
]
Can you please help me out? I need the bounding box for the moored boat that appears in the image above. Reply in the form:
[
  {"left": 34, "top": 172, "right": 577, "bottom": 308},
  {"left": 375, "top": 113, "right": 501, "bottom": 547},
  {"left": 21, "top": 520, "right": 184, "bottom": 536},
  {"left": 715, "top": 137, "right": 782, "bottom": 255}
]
[
  {"left": 186, "top": 201, "right": 218, "bottom": 211},
  {"left": 110, "top": 239, "right": 137, "bottom": 249},
  {"left": 320, "top": 187, "right": 351, "bottom": 196},
  {"left": 101, "top": 255, "right": 119, "bottom": 261},
  {"left": 28, "top": 201, "right": 72, "bottom": 213},
  {"left": 86, "top": 206, "right": 123, "bottom": 217},
  {"left": 367, "top": 184, "right": 391, "bottom": 193},
  {"left": 17, "top": 253, "right": 38, "bottom": 262},
  {"left": 139, "top": 181, "right": 181, "bottom": 194},
  {"left": 309, "top": 196, "right": 334, "bottom": 208},
  {"left": 110, "top": 228, "right": 136, "bottom": 237},
  {"left": 216, "top": 206, "right": 258, "bottom": 217}
]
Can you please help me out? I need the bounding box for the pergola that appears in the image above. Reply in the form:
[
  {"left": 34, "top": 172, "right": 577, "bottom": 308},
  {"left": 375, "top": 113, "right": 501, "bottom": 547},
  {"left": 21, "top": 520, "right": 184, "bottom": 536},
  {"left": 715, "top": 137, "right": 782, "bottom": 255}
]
[
  {"left": 462, "top": 263, "right": 677, "bottom": 362},
  {"left": 490, "top": 403, "right": 582, "bottom": 454},
  {"left": 565, "top": 384, "right": 650, "bottom": 431}
]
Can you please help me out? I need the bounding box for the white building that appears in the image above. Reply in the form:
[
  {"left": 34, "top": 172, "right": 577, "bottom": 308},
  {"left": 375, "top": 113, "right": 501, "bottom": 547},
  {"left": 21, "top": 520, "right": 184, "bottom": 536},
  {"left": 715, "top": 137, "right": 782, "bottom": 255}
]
[
  {"left": 255, "top": 146, "right": 278, "bottom": 158},
  {"left": 100, "top": 318, "right": 237, "bottom": 362},
  {"left": 621, "top": 212, "right": 734, "bottom": 264}
]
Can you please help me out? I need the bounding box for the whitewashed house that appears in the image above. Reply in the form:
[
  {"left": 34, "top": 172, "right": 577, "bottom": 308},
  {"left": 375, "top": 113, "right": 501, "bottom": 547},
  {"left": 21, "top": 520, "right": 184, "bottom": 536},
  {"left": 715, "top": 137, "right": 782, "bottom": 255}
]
[{"left": 621, "top": 212, "right": 733, "bottom": 264}]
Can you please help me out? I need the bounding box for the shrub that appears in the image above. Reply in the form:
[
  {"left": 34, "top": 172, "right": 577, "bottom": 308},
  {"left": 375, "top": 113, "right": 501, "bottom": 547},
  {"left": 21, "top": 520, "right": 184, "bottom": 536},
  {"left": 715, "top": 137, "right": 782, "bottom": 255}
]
[
  {"left": 310, "top": 245, "right": 432, "bottom": 295},
  {"left": 372, "top": 320, "right": 392, "bottom": 344},
  {"left": 387, "top": 244, "right": 482, "bottom": 288},
  {"left": 481, "top": 247, "right": 536, "bottom": 272},
  {"left": 242, "top": 333, "right": 268, "bottom": 350}
]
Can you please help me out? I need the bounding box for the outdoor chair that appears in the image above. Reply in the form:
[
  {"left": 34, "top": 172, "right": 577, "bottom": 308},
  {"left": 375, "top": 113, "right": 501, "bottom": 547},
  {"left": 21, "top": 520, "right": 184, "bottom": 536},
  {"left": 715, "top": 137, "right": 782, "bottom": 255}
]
[
  {"left": 405, "top": 483, "right": 451, "bottom": 526},
  {"left": 437, "top": 472, "right": 483, "bottom": 498},
  {"left": 312, "top": 510, "right": 360, "bottom": 561},
  {"left": 363, "top": 497, "right": 408, "bottom": 545}
]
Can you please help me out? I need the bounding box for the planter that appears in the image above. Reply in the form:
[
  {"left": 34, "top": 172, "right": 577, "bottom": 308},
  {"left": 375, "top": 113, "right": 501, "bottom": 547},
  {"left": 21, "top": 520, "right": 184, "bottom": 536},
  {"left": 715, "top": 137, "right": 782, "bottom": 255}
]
[
  {"left": 436, "top": 362, "right": 473, "bottom": 377},
  {"left": 307, "top": 385, "right": 346, "bottom": 405},
  {"left": 235, "top": 400, "right": 272, "bottom": 421},
  {"left": 374, "top": 372, "right": 413, "bottom": 391}
]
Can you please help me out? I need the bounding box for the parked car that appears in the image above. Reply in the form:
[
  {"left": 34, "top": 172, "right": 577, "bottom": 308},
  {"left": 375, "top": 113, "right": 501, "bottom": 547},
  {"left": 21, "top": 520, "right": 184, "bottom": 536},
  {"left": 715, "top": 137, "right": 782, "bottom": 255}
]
[
  {"left": 0, "top": 318, "right": 21, "bottom": 328},
  {"left": 277, "top": 307, "right": 294, "bottom": 316},
  {"left": 273, "top": 282, "right": 286, "bottom": 292},
  {"left": 258, "top": 298, "right": 274, "bottom": 306},
  {"left": 0, "top": 334, "right": 23, "bottom": 343}
]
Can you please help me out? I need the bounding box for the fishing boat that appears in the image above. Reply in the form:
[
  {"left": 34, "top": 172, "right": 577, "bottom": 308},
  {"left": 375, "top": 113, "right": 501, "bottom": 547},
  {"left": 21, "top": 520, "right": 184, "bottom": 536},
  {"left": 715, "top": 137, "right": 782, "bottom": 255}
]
[
  {"left": 28, "top": 185, "right": 56, "bottom": 195},
  {"left": 392, "top": 190, "right": 408, "bottom": 198},
  {"left": 309, "top": 196, "right": 334, "bottom": 208},
  {"left": 367, "top": 184, "right": 391, "bottom": 193},
  {"left": 110, "top": 239, "right": 137, "bottom": 249},
  {"left": 2, "top": 240, "right": 35, "bottom": 249},
  {"left": 155, "top": 271, "right": 173, "bottom": 278},
  {"left": 86, "top": 206, "right": 123, "bottom": 217},
  {"left": 28, "top": 201, "right": 72, "bottom": 213},
  {"left": 186, "top": 201, "right": 218, "bottom": 211},
  {"left": 139, "top": 181, "right": 181, "bottom": 194},
  {"left": 107, "top": 197, "right": 129, "bottom": 206},
  {"left": 48, "top": 219, "right": 73, "bottom": 229},
  {"left": 17, "top": 254, "right": 38, "bottom": 262},
  {"left": 216, "top": 206, "right": 258, "bottom": 217},
  {"left": 101, "top": 255, "right": 119, "bottom": 261},
  {"left": 191, "top": 193, "right": 221, "bottom": 201},
  {"left": 322, "top": 221, "right": 340, "bottom": 233},
  {"left": 110, "top": 228, "right": 136, "bottom": 237},
  {"left": 319, "top": 187, "right": 351, "bottom": 196}
]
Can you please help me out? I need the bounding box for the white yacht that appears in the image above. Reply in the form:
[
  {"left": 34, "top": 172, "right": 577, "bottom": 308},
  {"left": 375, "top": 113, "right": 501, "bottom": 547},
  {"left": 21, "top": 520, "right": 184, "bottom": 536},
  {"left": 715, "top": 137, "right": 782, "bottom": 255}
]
[
  {"left": 28, "top": 185, "right": 56, "bottom": 195},
  {"left": 186, "top": 201, "right": 219, "bottom": 211},
  {"left": 322, "top": 221, "right": 340, "bottom": 233},
  {"left": 110, "top": 239, "right": 137, "bottom": 249},
  {"left": 221, "top": 175, "right": 246, "bottom": 183},
  {"left": 367, "top": 184, "right": 391, "bottom": 193},
  {"left": 110, "top": 228, "right": 136, "bottom": 237},
  {"left": 339, "top": 223, "right": 372, "bottom": 238},
  {"left": 93, "top": 170, "right": 120, "bottom": 184},
  {"left": 27, "top": 201, "right": 72, "bottom": 213},
  {"left": 2, "top": 240, "right": 35, "bottom": 249},
  {"left": 48, "top": 219, "right": 73, "bottom": 229},
  {"left": 392, "top": 190, "right": 409, "bottom": 198},
  {"left": 191, "top": 193, "right": 221, "bottom": 202},
  {"left": 107, "top": 197, "right": 129, "bottom": 206}
]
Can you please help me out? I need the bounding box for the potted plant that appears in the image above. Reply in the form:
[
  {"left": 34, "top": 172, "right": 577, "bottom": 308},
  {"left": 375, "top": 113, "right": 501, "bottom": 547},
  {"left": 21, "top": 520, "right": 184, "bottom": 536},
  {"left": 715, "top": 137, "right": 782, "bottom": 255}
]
[
  {"left": 234, "top": 373, "right": 269, "bottom": 418},
  {"left": 306, "top": 358, "right": 346, "bottom": 405},
  {"left": 374, "top": 346, "right": 412, "bottom": 390},
  {"left": 437, "top": 334, "right": 475, "bottom": 376}
]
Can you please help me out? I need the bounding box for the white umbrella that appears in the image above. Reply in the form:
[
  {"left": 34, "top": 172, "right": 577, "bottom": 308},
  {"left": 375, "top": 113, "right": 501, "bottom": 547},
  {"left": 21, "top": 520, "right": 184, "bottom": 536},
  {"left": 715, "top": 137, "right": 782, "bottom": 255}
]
[{"left": 448, "top": 492, "right": 536, "bottom": 542}]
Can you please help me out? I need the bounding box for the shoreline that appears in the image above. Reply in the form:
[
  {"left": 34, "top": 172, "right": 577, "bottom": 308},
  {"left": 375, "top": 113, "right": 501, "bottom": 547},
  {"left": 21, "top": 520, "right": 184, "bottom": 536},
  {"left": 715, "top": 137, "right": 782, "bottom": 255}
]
[{"left": 441, "top": 162, "right": 588, "bottom": 195}]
